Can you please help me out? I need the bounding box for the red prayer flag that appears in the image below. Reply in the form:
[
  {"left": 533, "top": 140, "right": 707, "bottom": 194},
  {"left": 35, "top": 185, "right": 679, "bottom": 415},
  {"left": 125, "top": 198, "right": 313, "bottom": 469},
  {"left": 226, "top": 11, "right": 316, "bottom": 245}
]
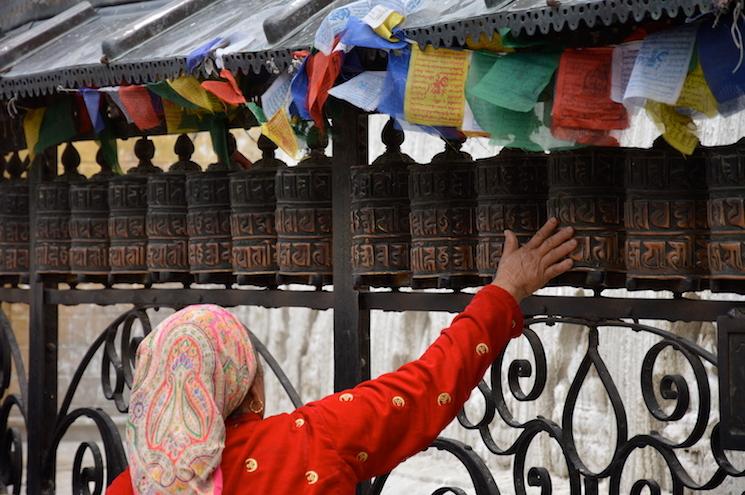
[
  {"left": 73, "top": 94, "right": 93, "bottom": 135},
  {"left": 202, "top": 69, "right": 246, "bottom": 105},
  {"left": 118, "top": 85, "right": 161, "bottom": 131},
  {"left": 552, "top": 48, "right": 628, "bottom": 131},
  {"left": 551, "top": 124, "right": 620, "bottom": 147},
  {"left": 307, "top": 49, "right": 343, "bottom": 130}
]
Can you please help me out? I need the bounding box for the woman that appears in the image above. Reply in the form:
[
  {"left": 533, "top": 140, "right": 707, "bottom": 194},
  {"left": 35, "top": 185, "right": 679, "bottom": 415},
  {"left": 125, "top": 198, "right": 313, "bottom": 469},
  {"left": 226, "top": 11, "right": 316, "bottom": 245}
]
[{"left": 107, "top": 218, "right": 576, "bottom": 494}]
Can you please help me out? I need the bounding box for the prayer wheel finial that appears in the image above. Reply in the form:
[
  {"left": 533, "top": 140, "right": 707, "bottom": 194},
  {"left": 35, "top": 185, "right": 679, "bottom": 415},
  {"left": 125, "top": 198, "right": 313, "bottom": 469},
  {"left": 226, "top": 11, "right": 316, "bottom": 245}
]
[
  {"left": 61, "top": 143, "right": 82, "bottom": 179},
  {"left": 94, "top": 147, "right": 115, "bottom": 179},
  {"left": 130, "top": 137, "right": 160, "bottom": 175},
  {"left": 257, "top": 134, "right": 278, "bottom": 163},
  {"left": 381, "top": 118, "right": 404, "bottom": 152},
  {"left": 170, "top": 134, "right": 200, "bottom": 172}
]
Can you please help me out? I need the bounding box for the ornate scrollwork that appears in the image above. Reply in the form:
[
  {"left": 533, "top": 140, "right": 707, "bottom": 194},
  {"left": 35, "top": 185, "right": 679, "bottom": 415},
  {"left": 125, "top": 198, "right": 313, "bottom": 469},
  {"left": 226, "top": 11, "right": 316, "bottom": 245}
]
[
  {"left": 0, "top": 308, "right": 26, "bottom": 495},
  {"left": 452, "top": 316, "right": 745, "bottom": 495}
]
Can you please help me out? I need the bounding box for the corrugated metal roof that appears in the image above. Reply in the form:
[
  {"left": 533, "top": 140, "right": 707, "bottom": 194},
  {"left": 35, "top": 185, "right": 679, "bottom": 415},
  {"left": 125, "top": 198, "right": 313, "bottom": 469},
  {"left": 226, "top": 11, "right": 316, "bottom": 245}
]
[{"left": 0, "top": 0, "right": 720, "bottom": 100}]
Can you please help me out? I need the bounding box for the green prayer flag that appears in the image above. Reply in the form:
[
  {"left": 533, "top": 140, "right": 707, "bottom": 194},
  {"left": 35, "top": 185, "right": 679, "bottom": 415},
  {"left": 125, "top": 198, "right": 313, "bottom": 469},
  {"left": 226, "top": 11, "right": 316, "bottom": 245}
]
[
  {"left": 247, "top": 102, "right": 267, "bottom": 124},
  {"left": 97, "top": 131, "right": 122, "bottom": 175},
  {"left": 35, "top": 98, "right": 76, "bottom": 153},
  {"left": 498, "top": 28, "right": 550, "bottom": 49},
  {"left": 470, "top": 51, "right": 561, "bottom": 112},
  {"left": 148, "top": 81, "right": 202, "bottom": 110},
  {"left": 209, "top": 117, "right": 230, "bottom": 166}
]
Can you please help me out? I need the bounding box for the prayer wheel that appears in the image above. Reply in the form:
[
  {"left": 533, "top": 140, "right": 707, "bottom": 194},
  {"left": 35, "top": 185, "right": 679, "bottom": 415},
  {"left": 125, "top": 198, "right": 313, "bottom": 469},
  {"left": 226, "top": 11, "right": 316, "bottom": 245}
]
[
  {"left": 351, "top": 119, "right": 412, "bottom": 288},
  {"left": 707, "top": 139, "right": 745, "bottom": 293},
  {"left": 230, "top": 135, "right": 285, "bottom": 287},
  {"left": 409, "top": 136, "right": 480, "bottom": 290},
  {"left": 108, "top": 138, "right": 161, "bottom": 285},
  {"left": 36, "top": 143, "right": 84, "bottom": 280},
  {"left": 624, "top": 140, "right": 708, "bottom": 292},
  {"left": 70, "top": 148, "right": 115, "bottom": 284},
  {"left": 276, "top": 127, "right": 333, "bottom": 287},
  {"left": 547, "top": 148, "right": 625, "bottom": 288},
  {"left": 0, "top": 153, "right": 29, "bottom": 285},
  {"left": 147, "top": 135, "right": 200, "bottom": 285},
  {"left": 476, "top": 148, "right": 548, "bottom": 282},
  {"left": 186, "top": 135, "right": 235, "bottom": 285}
]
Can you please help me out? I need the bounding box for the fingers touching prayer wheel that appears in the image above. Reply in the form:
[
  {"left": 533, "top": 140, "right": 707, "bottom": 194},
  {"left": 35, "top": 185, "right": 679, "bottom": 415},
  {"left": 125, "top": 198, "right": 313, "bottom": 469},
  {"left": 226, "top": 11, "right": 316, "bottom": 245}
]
[{"left": 476, "top": 148, "right": 548, "bottom": 283}]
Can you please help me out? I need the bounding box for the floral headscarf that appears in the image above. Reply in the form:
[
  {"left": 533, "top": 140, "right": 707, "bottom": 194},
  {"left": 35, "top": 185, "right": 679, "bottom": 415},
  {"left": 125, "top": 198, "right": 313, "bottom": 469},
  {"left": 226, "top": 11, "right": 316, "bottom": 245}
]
[{"left": 126, "top": 305, "right": 260, "bottom": 494}]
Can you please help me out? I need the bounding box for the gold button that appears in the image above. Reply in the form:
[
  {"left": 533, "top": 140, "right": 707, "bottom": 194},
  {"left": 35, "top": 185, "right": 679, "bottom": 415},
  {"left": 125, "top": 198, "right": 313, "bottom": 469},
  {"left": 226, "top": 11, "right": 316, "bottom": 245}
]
[
  {"left": 476, "top": 343, "right": 489, "bottom": 355},
  {"left": 245, "top": 458, "right": 258, "bottom": 473},
  {"left": 392, "top": 396, "right": 405, "bottom": 408},
  {"left": 437, "top": 393, "right": 452, "bottom": 406},
  {"left": 339, "top": 393, "right": 354, "bottom": 403},
  {"left": 357, "top": 452, "right": 369, "bottom": 463},
  {"left": 305, "top": 470, "right": 319, "bottom": 484},
  {"left": 295, "top": 418, "right": 305, "bottom": 428}
]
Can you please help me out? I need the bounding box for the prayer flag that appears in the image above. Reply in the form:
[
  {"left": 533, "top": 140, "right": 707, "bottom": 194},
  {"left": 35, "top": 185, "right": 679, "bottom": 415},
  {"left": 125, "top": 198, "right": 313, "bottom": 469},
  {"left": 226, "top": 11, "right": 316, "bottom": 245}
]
[
  {"left": 201, "top": 69, "right": 246, "bottom": 106},
  {"left": 699, "top": 16, "right": 745, "bottom": 109},
  {"left": 168, "top": 76, "right": 224, "bottom": 112},
  {"left": 163, "top": 100, "right": 211, "bottom": 133},
  {"left": 378, "top": 47, "right": 410, "bottom": 119},
  {"left": 247, "top": 102, "right": 267, "bottom": 124},
  {"left": 148, "top": 81, "right": 201, "bottom": 110},
  {"left": 118, "top": 86, "right": 161, "bottom": 131},
  {"left": 403, "top": 45, "right": 470, "bottom": 128},
  {"left": 645, "top": 101, "right": 699, "bottom": 155},
  {"left": 363, "top": 5, "right": 404, "bottom": 42},
  {"left": 340, "top": 16, "right": 407, "bottom": 50},
  {"left": 100, "top": 87, "right": 134, "bottom": 123},
  {"left": 187, "top": 37, "right": 224, "bottom": 72},
  {"left": 470, "top": 51, "right": 560, "bottom": 112},
  {"left": 290, "top": 57, "right": 312, "bottom": 120},
  {"left": 36, "top": 98, "right": 77, "bottom": 153},
  {"left": 262, "top": 73, "right": 292, "bottom": 120},
  {"left": 261, "top": 108, "right": 299, "bottom": 158},
  {"left": 611, "top": 41, "right": 642, "bottom": 103},
  {"left": 552, "top": 48, "right": 628, "bottom": 131},
  {"left": 624, "top": 23, "right": 698, "bottom": 105},
  {"left": 23, "top": 108, "right": 45, "bottom": 159},
  {"left": 209, "top": 118, "right": 231, "bottom": 166},
  {"left": 81, "top": 88, "right": 105, "bottom": 134},
  {"left": 328, "top": 71, "right": 386, "bottom": 111},
  {"left": 465, "top": 32, "right": 513, "bottom": 53},
  {"left": 307, "top": 49, "right": 343, "bottom": 129},
  {"left": 676, "top": 63, "right": 718, "bottom": 117}
]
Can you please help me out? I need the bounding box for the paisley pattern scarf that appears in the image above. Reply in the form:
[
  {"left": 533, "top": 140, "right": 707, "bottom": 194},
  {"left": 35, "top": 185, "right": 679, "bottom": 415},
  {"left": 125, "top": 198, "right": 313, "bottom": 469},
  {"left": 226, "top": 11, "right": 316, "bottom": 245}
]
[{"left": 126, "top": 305, "right": 259, "bottom": 495}]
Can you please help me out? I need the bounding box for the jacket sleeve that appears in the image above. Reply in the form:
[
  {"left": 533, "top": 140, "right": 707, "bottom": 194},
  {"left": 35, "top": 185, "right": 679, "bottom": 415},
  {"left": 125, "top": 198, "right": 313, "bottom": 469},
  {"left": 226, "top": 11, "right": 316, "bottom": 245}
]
[{"left": 301, "top": 284, "right": 524, "bottom": 481}]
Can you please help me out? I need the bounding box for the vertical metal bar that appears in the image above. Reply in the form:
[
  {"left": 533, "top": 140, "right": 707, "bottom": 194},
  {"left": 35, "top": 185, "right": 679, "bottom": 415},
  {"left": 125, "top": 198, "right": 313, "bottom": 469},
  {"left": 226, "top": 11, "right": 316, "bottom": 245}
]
[
  {"left": 26, "top": 149, "right": 59, "bottom": 495},
  {"left": 331, "top": 103, "right": 371, "bottom": 393}
]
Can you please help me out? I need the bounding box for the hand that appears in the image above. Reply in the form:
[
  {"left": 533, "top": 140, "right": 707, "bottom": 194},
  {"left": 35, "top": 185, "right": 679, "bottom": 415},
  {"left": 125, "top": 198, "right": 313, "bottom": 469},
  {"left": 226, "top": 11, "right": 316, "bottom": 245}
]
[{"left": 492, "top": 218, "right": 576, "bottom": 303}]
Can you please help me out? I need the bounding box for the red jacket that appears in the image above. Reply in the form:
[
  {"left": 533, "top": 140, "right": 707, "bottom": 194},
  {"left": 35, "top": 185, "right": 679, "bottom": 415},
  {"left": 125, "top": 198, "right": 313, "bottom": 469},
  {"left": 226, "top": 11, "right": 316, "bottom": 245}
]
[{"left": 107, "top": 285, "right": 523, "bottom": 494}]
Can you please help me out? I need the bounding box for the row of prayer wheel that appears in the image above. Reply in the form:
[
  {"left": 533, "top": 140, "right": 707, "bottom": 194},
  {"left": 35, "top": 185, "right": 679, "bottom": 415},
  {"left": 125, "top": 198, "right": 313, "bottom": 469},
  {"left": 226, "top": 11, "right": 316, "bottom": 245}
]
[
  {"left": 2, "top": 126, "right": 745, "bottom": 293},
  {"left": 351, "top": 122, "right": 745, "bottom": 293},
  {"left": 0, "top": 130, "right": 332, "bottom": 287}
]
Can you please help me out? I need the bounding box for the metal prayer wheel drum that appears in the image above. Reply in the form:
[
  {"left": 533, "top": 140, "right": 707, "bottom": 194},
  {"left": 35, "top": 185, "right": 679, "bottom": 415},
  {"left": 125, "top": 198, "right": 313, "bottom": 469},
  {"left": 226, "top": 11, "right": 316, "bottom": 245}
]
[
  {"left": 230, "top": 135, "right": 285, "bottom": 287},
  {"left": 0, "top": 153, "right": 29, "bottom": 285},
  {"left": 147, "top": 135, "right": 200, "bottom": 285},
  {"left": 108, "top": 138, "right": 161, "bottom": 285},
  {"left": 624, "top": 140, "right": 708, "bottom": 292},
  {"left": 186, "top": 136, "right": 235, "bottom": 285},
  {"left": 476, "top": 149, "right": 548, "bottom": 282},
  {"left": 351, "top": 120, "right": 412, "bottom": 289},
  {"left": 36, "top": 144, "right": 85, "bottom": 280},
  {"left": 409, "top": 137, "right": 480, "bottom": 290},
  {"left": 276, "top": 128, "right": 333, "bottom": 287},
  {"left": 547, "top": 148, "right": 626, "bottom": 289},
  {"left": 70, "top": 149, "right": 116, "bottom": 283},
  {"left": 706, "top": 140, "right": 745, "bottom": 293}
]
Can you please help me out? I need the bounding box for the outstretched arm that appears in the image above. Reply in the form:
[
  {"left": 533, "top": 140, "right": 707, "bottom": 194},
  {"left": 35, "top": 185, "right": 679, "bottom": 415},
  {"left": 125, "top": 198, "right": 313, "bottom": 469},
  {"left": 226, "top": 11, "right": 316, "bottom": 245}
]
[{"left": 301, "top": 219, "right": 576, "bottom": 481}]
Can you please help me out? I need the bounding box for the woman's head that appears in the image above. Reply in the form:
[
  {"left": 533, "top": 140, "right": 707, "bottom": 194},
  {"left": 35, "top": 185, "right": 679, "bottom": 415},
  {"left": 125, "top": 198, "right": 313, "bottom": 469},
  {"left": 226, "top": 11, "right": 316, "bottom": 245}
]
[{"left": 126, "top": 305, "right": 262, "bottom": 494}]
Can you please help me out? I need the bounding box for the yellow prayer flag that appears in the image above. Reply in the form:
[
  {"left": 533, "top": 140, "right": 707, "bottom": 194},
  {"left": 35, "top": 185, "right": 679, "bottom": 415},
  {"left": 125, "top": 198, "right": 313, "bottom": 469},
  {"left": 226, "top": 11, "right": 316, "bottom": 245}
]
[
  {"left": 646, "top": 101, "right": 699, "bottom": 155},
  {"left": 163, "top": 100, "right": 198, "bottom": 133},
  {"left": 261, "top": 108, "right": 299, "bottom": 158},
  {"left": 23, "top": 108, "right": 45, "bottom": 159},
  {"left": 404, "top": 46, "right": 470, "bottom": 128},
  {"left": 676, "top": 63, "right": 718, "bottom": 118},
  {"left": 168, "top": 76, "right": 224, "bottom": 113},
  {"left": 465, "top": 32, "right": 514, "bottom": 53}
]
